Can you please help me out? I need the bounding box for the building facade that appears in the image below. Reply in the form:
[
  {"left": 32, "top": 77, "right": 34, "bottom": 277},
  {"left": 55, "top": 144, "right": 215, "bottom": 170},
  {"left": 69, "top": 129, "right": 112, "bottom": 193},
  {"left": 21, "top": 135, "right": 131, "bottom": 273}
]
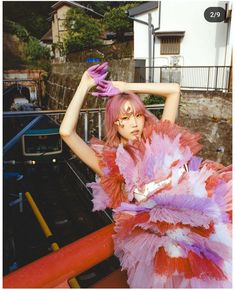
[{"left": 128, "top": 0, "right": 232, "bottom": 90}]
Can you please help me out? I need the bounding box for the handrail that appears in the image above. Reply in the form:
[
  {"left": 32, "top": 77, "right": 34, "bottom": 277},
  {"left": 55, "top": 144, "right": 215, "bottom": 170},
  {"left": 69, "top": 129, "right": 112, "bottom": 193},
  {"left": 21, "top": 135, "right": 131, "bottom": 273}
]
[
  {"left": 135, "top": 65, "right": 231, "bottom": 91},
  {"left": 3, "top": 224, "right": 114, "bottom": 288},
  {"left": 3, "top": 104, "right": 165, "bottom": 118},
  {"left": 3, "top": 116, "right": 43, "bottom": 155},
  {"left": 141, "top": 65, "right": 231, "bottom": 68},
  {"left": 3, "top": 105, "right": 164, "bottom": 151}
]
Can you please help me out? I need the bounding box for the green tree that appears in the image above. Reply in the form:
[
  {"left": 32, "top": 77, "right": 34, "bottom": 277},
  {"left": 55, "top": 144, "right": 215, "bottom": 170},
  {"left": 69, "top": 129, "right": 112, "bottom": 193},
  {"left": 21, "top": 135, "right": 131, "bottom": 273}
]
[
  {"left": 4, "top": 19, "right": 51, "bottom": 70},
  {"left": 24, "top": 37, "right": 50, "bottom": 61},
  {"left": 103, "top": 3, "right": 137, "bottom": 40},
  {"left": 3, "top": 1, "right": 54, "bottom": 38},
  {"left": 63, "top": 8, "right": 103, "bottom": 53},
  {"left": 4, "top": 19, "right": 30, "bottom": 41},
  {"left": 79, "top": 2, "right": 142, "bottom": 17}
]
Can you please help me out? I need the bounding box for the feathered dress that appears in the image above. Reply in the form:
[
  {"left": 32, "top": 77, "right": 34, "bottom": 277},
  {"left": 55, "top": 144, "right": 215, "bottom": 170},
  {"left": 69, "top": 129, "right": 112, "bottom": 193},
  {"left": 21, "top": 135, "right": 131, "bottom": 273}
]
[{"left": 87, "top": 120, "right": 232, "bottom": 288}]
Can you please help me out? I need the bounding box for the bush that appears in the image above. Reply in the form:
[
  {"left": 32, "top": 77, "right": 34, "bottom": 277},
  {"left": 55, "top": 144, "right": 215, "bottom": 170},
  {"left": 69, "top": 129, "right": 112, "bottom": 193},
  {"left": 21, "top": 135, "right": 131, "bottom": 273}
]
[
  {"left": 4, "top": 19, "right": 51, "bottom": 70},
  {"left": 4, "top": 19, "right": 29, "bottom": 41},
  {"left": 24, "top": 37, "right": 50, "bottom": 61},
  {"left": 103, "top": 3, "right": 137, "bottom": 40},
  {"left": 63, "top": 8, "right": 103, "bottom": 53},
  {"left": 143, "top": 95, "right": 165, "bottom": 119}
]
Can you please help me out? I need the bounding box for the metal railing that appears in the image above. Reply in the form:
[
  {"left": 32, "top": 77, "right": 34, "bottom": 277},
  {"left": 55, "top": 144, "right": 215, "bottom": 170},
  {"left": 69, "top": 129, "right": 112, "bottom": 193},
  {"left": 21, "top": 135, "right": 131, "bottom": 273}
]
[
  {"left": 3, "top": 104, "right": 164, "bottom": 148},
  {"left": 3, "top": 224, "right": 115, "bottom": 288},
  {"left": 135, "top": 66, "right": 231, "bottom": 91}
]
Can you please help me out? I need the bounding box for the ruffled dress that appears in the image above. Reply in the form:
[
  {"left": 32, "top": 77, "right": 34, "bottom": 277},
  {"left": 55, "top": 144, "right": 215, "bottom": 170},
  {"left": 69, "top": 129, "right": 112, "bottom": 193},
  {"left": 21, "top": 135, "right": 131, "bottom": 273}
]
[{"left": 87, "top": 120, "right": 232, "bottom": 288}]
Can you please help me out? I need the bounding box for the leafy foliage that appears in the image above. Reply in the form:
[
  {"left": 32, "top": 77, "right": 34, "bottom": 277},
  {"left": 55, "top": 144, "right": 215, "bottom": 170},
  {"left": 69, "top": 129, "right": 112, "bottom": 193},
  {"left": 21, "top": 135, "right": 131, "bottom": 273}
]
[
  {"left": 103, "top": 3, "right": 137, "bottom": 40},
  {"left": 3, "top": 1, "right": 54, "bottom": 38},
  {"left": 144, "top": 95, "right": 165, "bottom": 105},
  {"left": 4, "top": 19, "right": 51, "bottom": 70},
  {"left": 24, "top": 37, "right": 50, "bottom": 61},
  {"left": 143, "top": 95, "right": 165, "bottom": 119},
  {"left": 63, "top": 8, "right": 103, "bottom": 53},
  {"left": 4, "top": 19, "right": 30, "bottom": 41},
  {"left": 79, "top": 1, "right": 142, "bottom": 17}
]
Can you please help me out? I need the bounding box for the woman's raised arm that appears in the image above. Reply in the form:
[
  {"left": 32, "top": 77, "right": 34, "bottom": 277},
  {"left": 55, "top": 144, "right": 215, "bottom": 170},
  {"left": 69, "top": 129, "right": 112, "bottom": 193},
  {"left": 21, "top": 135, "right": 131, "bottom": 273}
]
[
  {"left": 93, "top": 80, "right": 180, "bottom": 123},
  {"left": 119, "top": 82, "right": 181, "bottom": 123},
  {"left": 59, "top": 64, "right": 107, "bottom": 177}
]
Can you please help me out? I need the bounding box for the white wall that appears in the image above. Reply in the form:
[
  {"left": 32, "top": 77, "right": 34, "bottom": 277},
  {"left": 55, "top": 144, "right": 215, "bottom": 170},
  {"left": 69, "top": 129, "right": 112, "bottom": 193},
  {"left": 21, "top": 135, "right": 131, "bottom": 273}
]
[{"left": 134, "top": 0, "right": 231, "bottom": 66}]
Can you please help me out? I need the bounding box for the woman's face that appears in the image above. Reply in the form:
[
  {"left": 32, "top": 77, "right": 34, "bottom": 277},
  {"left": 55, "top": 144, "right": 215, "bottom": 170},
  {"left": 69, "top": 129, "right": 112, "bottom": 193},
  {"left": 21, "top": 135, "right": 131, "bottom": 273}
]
[{"left": 115, "top": 101, "right": 145, "bottom": 143}]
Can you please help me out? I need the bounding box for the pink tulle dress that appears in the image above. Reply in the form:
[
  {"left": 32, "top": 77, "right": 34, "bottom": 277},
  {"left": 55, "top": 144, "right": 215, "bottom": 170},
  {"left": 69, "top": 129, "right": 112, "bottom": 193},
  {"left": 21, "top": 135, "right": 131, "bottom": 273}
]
[{"left": 87, "top": 120, "right": 232, "bottom": 288}]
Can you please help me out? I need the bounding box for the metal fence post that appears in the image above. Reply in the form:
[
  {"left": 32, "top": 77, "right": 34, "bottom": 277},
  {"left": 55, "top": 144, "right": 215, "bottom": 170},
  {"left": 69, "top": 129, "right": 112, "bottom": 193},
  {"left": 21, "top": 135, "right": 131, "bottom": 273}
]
[
  {"left": 98, "top": 110, "right": 102, "bottom": 139},
  {"left": 84, "top": 111, "right": 88, "bottom": 143}
]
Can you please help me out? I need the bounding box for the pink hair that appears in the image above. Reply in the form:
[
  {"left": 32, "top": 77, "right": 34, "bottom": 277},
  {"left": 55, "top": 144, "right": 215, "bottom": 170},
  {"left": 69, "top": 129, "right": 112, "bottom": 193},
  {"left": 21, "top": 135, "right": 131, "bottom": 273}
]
[{"left": 104, "top": 92, "right": 157, "bottom": 147}]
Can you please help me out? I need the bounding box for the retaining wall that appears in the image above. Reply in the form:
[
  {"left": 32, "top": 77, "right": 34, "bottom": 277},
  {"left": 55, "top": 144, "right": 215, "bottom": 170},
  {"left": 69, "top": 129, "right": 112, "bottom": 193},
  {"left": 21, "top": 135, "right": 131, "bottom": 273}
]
[{"left": 46, "top": 62, "right": 232, "bottom": 165}]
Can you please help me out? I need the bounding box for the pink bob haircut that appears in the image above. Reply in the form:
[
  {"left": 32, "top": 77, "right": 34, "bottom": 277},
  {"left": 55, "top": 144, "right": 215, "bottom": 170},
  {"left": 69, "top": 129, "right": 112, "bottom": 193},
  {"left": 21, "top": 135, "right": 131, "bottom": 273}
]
[{"left": 104, "top": 92, "right": 157, "bottom": 147}]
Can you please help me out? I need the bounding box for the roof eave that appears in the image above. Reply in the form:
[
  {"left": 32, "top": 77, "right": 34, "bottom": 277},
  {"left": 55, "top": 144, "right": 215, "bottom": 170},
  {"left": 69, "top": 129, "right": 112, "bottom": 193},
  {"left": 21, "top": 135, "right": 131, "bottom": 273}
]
[{"left": 128, "top": 1, "right": 159, "bottom": 17}]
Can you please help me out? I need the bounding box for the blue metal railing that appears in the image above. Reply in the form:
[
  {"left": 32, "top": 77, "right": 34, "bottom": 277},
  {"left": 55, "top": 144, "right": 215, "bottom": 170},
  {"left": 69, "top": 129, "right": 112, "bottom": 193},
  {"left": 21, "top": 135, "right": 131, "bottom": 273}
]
[{"left": 3, "top": 116, "right": 43, "bottom": 155}]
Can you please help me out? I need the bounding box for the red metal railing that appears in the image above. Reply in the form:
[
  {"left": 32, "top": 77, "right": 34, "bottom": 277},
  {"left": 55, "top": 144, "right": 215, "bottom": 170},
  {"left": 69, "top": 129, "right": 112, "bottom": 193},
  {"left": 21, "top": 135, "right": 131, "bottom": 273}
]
[{"left": 3, "top": 224, "right": 114, "bottom": 288}]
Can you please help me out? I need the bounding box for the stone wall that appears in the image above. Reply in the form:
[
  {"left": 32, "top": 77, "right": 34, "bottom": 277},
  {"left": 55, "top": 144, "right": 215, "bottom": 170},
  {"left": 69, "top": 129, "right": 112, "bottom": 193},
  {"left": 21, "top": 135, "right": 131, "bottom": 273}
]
[
  {"left": 46, "top": 59, "right": 135, "bottom": 110},
  {"left": 46, "top": 62, "right": 232, "bottom": 166},
  {"left": 177, "top": 91, "right": 232, "bottom": 166}
]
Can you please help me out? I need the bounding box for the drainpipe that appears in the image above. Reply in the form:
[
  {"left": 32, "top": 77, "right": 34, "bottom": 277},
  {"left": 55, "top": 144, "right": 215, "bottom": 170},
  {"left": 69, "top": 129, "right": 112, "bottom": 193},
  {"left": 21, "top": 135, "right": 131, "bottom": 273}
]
[
  {"left": 148, "top": 13, "right": 153, "bottom": 82},
  {"left": 127, "top": 2, "right": 161, "bottom": 82},
  {"left": 127, "top": 15, "right": 154, "bottom": 82},
  {"left": 152, "top": 1, "right": 161, "bottom": 80},
  {"left": 223, "top": 2, "right": 231, "bottom": 91}
]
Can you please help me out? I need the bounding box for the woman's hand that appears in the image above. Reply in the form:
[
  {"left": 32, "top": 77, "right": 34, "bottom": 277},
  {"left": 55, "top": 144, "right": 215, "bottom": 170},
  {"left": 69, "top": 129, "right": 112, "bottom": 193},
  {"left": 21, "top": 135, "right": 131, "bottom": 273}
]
[
  {"left": 92, "top": 80, "right": 127, "bottom": 97},
  {"left": 85, "top": 62, "right": 108, "bottom": 87},
  {"left": 80, "top": 62, "right": 109, "bottom": 90}
]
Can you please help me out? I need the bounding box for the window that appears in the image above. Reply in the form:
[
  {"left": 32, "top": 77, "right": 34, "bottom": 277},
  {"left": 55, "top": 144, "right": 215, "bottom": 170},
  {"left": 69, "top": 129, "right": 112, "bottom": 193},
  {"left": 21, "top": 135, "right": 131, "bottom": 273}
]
[
  {"left": 160, "top": 36, "right": 181, "bottom": 55},
  {"left": 155, "top": 31, "right": 185, "bottom": 55}
]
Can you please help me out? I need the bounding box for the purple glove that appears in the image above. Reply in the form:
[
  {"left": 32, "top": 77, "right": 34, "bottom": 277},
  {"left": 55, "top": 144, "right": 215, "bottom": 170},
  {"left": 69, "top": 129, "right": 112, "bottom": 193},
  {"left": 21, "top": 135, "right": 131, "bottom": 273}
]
[
  {"left": 87, "top": 62, "right": 108, "bottom": 85},
  {"left": 92, "top": 80, "right": 121, "bottom": 97}
]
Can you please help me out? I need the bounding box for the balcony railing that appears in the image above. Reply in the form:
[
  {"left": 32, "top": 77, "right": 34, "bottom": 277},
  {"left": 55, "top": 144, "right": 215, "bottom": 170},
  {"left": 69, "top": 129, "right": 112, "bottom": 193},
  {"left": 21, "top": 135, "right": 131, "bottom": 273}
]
[{"left": 135, "top": 66, "right": 232, "bottom": 92}]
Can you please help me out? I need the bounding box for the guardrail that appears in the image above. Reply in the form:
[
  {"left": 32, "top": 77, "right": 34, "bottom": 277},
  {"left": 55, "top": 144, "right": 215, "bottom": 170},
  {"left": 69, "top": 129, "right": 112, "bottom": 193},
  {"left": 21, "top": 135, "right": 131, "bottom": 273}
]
[
  {"left": 3, "top": 104, "right": 164, "bottom": 144},
  {"left": 135, "top": 66, "right": 231, "bottom": 91},
  {"left": 3, "top": 224, "right": 114, "bottom": 288}
]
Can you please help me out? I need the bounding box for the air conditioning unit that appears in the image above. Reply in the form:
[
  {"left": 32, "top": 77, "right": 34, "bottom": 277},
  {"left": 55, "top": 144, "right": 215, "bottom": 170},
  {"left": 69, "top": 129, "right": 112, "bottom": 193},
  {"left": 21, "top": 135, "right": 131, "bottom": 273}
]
[
  {"left": 170, "top": 56, "right": 181, "bottom": 66},
  {"left": 161, "top": 67, "right": 181, "bottom": 83}
]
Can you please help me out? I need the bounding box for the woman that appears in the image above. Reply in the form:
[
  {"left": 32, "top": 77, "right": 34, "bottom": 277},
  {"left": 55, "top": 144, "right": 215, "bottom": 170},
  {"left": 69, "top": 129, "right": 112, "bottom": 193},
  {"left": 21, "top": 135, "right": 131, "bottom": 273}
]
[{"left": 60, "top": 63, "right": 232, "bottom": 288}]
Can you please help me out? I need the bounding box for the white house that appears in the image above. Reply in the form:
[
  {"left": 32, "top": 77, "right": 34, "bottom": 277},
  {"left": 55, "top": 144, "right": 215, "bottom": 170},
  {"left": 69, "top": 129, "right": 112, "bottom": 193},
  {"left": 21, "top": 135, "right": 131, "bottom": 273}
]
[{"left": 128, "top": 0, "right": 233, "bottom": 91}]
